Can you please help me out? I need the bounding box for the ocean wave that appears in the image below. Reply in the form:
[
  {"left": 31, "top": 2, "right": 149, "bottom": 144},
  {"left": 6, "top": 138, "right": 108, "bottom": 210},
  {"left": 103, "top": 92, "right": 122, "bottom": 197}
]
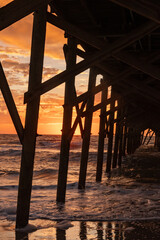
[
  {"left": 33, "top": 168, "right": 57, "bottom": 179},
  {"left": 0, "top": 185, "right": 18, "bottom": 190},
  {"left": 38, "top": 141, "right": 61, "bottom": 149},
  {"left": 0, "top": 170, "right": 19, "bottom": 176},
  {"left": 0, "top": 149, "right": 21, "bottom": 156}
]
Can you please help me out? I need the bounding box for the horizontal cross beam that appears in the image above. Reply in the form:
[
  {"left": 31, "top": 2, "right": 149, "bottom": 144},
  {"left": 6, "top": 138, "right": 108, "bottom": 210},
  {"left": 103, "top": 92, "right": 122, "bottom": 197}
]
[
  {"left": 108, "top": 0, "right": 160, "bottom": 24},
  {"left": 0, "top": 63, "right": 24, "bottom": 143},
  {"left": 0, "top": 0, "right": 51, "bottom": 31},
  {"left": 24, "top": 19, "right": 158, "bottom": 103}
]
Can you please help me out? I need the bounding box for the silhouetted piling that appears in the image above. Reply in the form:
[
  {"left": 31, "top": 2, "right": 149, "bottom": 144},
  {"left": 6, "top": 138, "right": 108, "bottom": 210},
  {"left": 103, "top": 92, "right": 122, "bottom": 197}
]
[
  {"left": 57, "top": 37, "right": 77, "bottom": 203},
  {"left": 78, "top": 67, "right": 97, "bottom": 189},
  {"left": 106, "top": 90, "right": 115, "bottom": 172},
  {"left": 16, "top": 5, "right": 47, "bottom": 228},
  {"left": 96, "top": 78, "right": 108, "bottom": 182}
]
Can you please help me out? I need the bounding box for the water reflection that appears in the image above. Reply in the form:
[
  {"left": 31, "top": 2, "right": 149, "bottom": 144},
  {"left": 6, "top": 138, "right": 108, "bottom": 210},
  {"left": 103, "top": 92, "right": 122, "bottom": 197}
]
[
  {"left": 16, "top": 231, "right": 28, "bottom": 240},
  {"left": 97, "top": 222, "right": 103, "bottom": 240},
  {"left": 56, "top": 228, "right": 66, "bottom": 240},
  {"left": 79, "top": 222, "right": 87, "bottom": 239},
  {"left": 15, "top": 220, "right": 160, "bottom": 240}
]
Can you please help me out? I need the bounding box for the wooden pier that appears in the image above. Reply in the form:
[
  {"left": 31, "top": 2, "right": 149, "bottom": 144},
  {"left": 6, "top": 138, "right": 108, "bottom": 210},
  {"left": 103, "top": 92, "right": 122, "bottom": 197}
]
[{"left": 1, "top": 0, "right": 160, "bottom": 228}]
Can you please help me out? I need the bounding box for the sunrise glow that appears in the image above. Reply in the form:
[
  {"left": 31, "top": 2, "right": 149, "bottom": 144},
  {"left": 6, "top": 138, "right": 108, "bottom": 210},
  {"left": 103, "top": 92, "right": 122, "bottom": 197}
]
[{"left": 0, "top": 8, "right": 101, "bottom": 135}]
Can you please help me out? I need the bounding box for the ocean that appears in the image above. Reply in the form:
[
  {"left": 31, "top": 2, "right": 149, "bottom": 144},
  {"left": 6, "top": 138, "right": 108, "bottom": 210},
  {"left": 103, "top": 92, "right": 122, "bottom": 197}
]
[{"left": 0, "top": 134, "right": 160, "bottom": 239}]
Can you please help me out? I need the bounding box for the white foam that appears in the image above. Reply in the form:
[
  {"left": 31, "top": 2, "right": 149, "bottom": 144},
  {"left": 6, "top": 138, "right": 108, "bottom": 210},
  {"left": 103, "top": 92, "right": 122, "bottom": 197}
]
[
  {"left": 53, "top": 220, "right": 74, "bottom": 230},
  {"left": 125, "top": 227, "right": 135, "bottom": 231},
  {"left": 16, "top": 224, "right": 37, "bottom": 233}
]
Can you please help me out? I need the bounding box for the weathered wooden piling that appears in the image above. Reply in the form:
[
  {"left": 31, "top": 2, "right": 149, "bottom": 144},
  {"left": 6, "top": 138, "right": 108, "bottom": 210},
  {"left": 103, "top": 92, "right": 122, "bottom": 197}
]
[
  {"left": 122, "top": 123, "right": 127, "bottom": 156},
  {"left": 96, "top": 78, "right": 108, "bottom": 182},
  {"left": 106, "top": 90, "right": 115, "bottom": 172},
  {"left": 16, "top": 4, "right": 47, "bottom": 228},
  {"left": 78, "top": 67, "right": 97, "bottom": 189},
  {"left": 57, "top": 37, "right": 77, "bottom": 203},
  {"left": 118, "top": 106, "right": 124, "bottom": 167},
  {"left": 112, "top": 101, "right": 121, "bottom": 168},
  {"left": 118, "top": 122, "right": 123, "bottom": 167}
]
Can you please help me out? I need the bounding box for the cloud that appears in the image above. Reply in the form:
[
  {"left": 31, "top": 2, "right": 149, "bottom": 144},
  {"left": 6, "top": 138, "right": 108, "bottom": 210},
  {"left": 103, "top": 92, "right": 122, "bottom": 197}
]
[
  {"left": 1, "top": 58, "right": 60, "bottom": 87},
  {"left": 0, "top": 13, "right": 66, "bottom": 59}
]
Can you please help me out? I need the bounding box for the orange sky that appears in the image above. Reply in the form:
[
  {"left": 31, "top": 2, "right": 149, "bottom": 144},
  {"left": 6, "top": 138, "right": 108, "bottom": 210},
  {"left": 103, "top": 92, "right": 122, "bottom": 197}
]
[{"left": 0, "top": 2, "right": 101, "bottom": 135}]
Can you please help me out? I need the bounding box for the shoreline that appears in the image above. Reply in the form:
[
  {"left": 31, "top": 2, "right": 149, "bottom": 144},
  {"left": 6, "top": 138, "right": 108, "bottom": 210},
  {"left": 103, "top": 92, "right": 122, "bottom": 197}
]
[{"left": 1, "top": 219, "right": 160, "bottom": 239}]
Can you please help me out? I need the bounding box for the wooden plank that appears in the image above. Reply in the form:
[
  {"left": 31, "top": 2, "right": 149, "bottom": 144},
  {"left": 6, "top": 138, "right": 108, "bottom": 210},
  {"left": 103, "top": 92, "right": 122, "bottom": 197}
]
[
  {"left": 68, "top": 100, "right": 87, "bottom": 142},
  {"left": 108, "top": 0, "right": 160, "bottom": 24},
  {"left": 46, "top": 12, "right": 104, "bottom": 50},
  {"left": 77, "top": 48, "right": 160, "bottom": 106},
  {"left": 16, "top": 4, "right": 47, "bottom": 228},
  {"left": 96, "top": 79, "right": 108, "bottom": 182},
  {"left": 0, "top": 63, "right": 24, "bottom": 143},
  {"left": 0, "top": 0, "right": 50, "bottom": 31},
  {"left": 57, "top": 37, "right": 77, "bottom": 203},
  {"left": 78, "top": 67, "right": 97, "bottom": 189},
  {"left": 47, "top": 12, "right": 160, "bottom": 103},
  {"left": 75, "top": 81, "right": 107, "bottom": 105},
  {"left": 24, "top": 20, "right": 158, "bottom": 103},
  {"left": 114, "top": 50, "right": 160, "bottom": 82},
  {"left": 81, "top": 98, "right": 112, "bottom": 117}
]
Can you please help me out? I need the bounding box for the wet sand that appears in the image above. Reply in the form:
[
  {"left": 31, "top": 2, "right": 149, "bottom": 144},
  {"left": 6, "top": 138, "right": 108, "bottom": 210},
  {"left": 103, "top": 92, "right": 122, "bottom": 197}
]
[{"left": 1, "top": 219, "right": 160, "bottom": 239}]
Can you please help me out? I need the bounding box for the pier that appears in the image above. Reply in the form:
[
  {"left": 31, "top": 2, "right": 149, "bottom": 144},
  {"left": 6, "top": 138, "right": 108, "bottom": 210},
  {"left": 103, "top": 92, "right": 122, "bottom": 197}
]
[{"left": 0, "top": 0, "right": 160, "bottom": 229}]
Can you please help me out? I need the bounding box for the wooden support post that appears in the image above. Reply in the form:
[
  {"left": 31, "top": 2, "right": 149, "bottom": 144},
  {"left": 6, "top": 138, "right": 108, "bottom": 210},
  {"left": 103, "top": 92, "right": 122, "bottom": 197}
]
[
  {"left": 78, "top": 67, "right": 97, "bottom": 189},
  {"left": 0, "top": 63, "right": 24, "bottom": 143},
  {"left": 122, "top": 123, "right": 127, "bottom": 156},
  {"left": 96, "top": 78, "right": 108, "bottom": 182},
  {"left": 106, "top": 90, "right": 115, "bottom": 172},
  {"left": 112, "top": 102, "right": 121, "bottom": 168},
  {"left": 118, "top": 121, "right": 123, "bottom": 167},
  {"left": 16, "top": 5, "right": 47, "bottom": 228},
  {"left": 56, "top": 37, "right": 77, "bottom": 203}
]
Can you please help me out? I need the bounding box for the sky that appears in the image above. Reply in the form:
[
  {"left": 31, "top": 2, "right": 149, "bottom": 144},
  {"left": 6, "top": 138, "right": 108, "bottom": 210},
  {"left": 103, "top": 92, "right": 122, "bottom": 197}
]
[{"left": 0, "top": 1, "right": 102, "bottom": 135}]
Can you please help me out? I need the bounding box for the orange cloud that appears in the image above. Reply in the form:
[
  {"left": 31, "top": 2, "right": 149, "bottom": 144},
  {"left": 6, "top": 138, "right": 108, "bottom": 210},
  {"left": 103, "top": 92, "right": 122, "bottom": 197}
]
[{"left": 0, "top": 13, "right": 66, "bottom": 59}]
